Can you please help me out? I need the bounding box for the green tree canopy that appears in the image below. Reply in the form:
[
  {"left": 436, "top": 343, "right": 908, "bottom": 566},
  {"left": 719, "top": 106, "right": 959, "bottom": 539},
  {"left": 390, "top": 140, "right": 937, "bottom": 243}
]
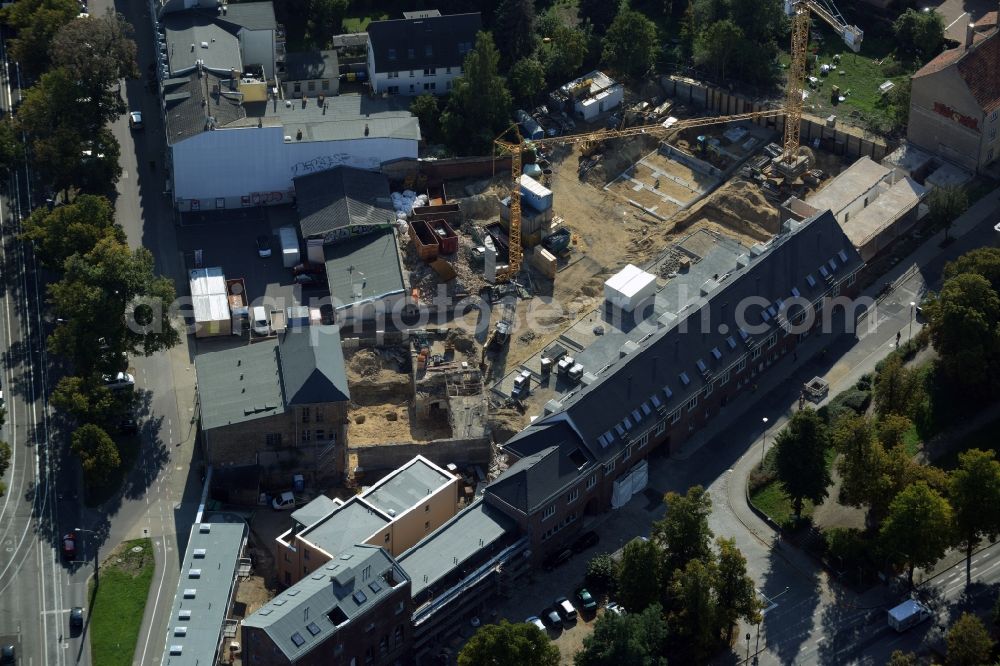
[
  {"left": 950, "top": 449, "right": 1000, "bottom": 586},
  {"left": 441, "top": 31, "right": 513, "bottom": 155},
  {"left": 0, "top": 118, "right": 21, "bottom": 176},
  {"left": 585, "top": 552, "right": 619, "bottom": 595},
  {"left": 542, "top": 25, "right": 589, "bottom": 83},
  {"left": 873, "top": 354, "right": 925, "bottom": 418},
  {"left": 667, "top": 558, "right": 719, "bottom": 662},
  {"left": 409, "top": 94, "right": 440, "bottom": 144},
  {"left": 946, "top": 612, "right": 994, "bottom": 666},
  {"left": 601, "top": 4, "right": 658, "bottom": 80},
  {"left": 71, "top": 423, "right": 120, "bottom": 485},
  {"left": 887, "top": 650, "right": 917, "bottom": 666},
  {"left": 687, "top": 0, "right": 784, "bottom": 85},
  {"left": 926, "top": 272, "right": 1000, "bottom": 394},
  {"left": 0, "top": 441, "right": 10, "bottom": 496},
  {"left": 893, "top": 8, "right": 945, "bottom": 62},
  {"left": 693, "top": 19, "right": 743, "bottom": 81},
  {"left": 2, "top": 0, "right": 80, "bottom": 77},
  {"left": 22, "top": 195, "right": 124, "bottom": 271},
  {"left": 578, "top": 0, "right": 620, "bottom": 32},
  {"left": 457, "top": 619, "right": 559, "bottom": 666},
  {"left": 713, "top": 537, "right": 762, "bottom": 642},
  {"left": 653, "top": 485, "right": 713, "bottom": 575},
  {"left": 880, "top": 481, "right": 953, "bottom": 587},
  {"left": 493, "top": 0, "right": 536, "bottom": 68},
  {"left": 616, "top": 538, "right": 663, "bottom": 613},
  {"left": 574, "top": 603, "right": 667, "bottom": 666},
  {"left": 773, "top": 408, "right": 831, "bottom": 519},
  {"left": 306, "top": 0, "right": 348, "bottom": 48},
  {"left": 509, "top": 58, "right": 546, "bottom": 106},
  {"left": 944, "top": 247, "right": 1000, "bottom": 292},
  {"left": 51, "top": 375, "right": 120, "bottom": 425},
  {"left": 927, "top": 185, "right": 969, "bottom": 240}
]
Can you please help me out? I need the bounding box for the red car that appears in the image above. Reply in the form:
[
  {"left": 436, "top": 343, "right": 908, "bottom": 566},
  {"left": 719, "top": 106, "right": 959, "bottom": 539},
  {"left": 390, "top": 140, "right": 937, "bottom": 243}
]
[
  {"left": 62, "top": 532, "right": 77, "bottom": 560},
  {"left": 292, "top": 262, "right": 325, "bottom": 277}
]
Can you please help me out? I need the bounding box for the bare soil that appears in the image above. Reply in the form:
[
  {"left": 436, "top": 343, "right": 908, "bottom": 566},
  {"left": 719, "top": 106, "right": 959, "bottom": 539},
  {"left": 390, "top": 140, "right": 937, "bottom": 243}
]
[{"left": 348, "top": 403, "right": 453, "bottom": 444}]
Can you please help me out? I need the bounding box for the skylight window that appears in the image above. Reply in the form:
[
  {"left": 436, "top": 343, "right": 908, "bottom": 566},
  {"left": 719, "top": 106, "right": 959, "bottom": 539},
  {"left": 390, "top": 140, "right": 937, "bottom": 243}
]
[
  {"left": 726, "top": 336, "right": 737, "bottom": 349},
  {"left": 696, "top": 359, "right": 707, "bottom": 373},
  {"left": 679, "top": 372, "right": 690, "bottom": 386},
  {"left": 307, "top": 622, "right": 321, "bottom": 636},
  {"left": 838, "top": 249, "right": 849, "bottom": 262},
  {"left": 711, "top": 347, "right": 722, "bottom": 360},
  {"left": 819, "top": 265, "right": 830, "bottom": 278},
  {"left": 663, "top": 385, "right": 673, "bottom": 399},
  {"left": 641, "top": 402, "right": 652, "bottom": 416},
  {"left": 650, "top": 394, "right": 662, "bottom": 407},
  {"left": 291, "top": 632, "right": 305, "bottom": 647},
  {"left": 623, "top": 416, "right": 633, "bottom": 430},
  {"left": 806, "top": 274, "right": 817, "bottom": 287},
  {"left": 828, "top": 258, "right": 838, "bottom": 272},
  {"left": 368, "top": 580, "right": 382, "bottom": 594},
  {"left": 761, "top": 309, "right": 771, "bottom": 322},
  {"left": 739, "top": 328, "right": 749, "bottom": 341},
  {"left": 352, "top": 590, "right": 368, "bottom": 605},
  {"left": 631, "top": 409, "right": 642, "bottom": 423},
  {"left": 791, "top": 287, "right": 801, "bottom": 298},
  {"left": 615, "top": 423, "right": 626, "bottom": 436}
]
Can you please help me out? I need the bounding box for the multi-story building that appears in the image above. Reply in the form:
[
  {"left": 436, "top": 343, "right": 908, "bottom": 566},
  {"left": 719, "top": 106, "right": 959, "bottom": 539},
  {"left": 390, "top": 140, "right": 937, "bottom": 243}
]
[
  {"left": 365, "top": 10, "right": 481, "bottom": 96},
  {"left": 907, "top": 10, "right": 1000, "bottom": 174}
]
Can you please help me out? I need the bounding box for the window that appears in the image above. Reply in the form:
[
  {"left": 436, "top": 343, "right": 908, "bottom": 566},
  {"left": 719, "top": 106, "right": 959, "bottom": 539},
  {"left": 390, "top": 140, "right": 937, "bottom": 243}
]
[
  {"left": 387, "top": 71, "right": 399, "bottom": 79},
  {"left": 542, "top": 504, "right": 556, "bottom": 520},
  {"left": 446, "top": 80, "right": 452, "bottom": 90},
  {"left": 314, "top": 429, "right": 325, "bottom": 441},
  {"left": 751, "top": 347, "right": 762, "bottom": 360},
  {"left": 655, "top": 420, "right": 666, "bottom": 435},
  {"left": 736, "top": 358, "right": 747, "bottom": 373},
  {"left": 302, "top": 407, "right": 310, "bottom": 423},
  {"left": 301, "top": 429, "right": 311, "bottom": 443},
  {"left": 587, "top": 474, "right": 597, "bottom": 490},
  {"left": 394, "top": 624, "right": 404, "bottom": 646},
  {"left": 380, "top": 636, "right": 389, "bottom": 656},
  {"left": 266, "top": 433, "right": 281, "bottom": 447},
  {"left": 670, "top": 410, "right": 681, "bottom": 424},
  {"left": 408, "top": 84, "right": 415, "bottom": 93},
  {"left": 721, "top": 370, "right": 731, "bottom": 385},
  {"left": 387, "top": 86, "right": 399, "bottom": 95},
  {"left": 704, "top": 382, "right": 713, "bottom": 397},
  {"left": 293, "top": 82, "right": 301, "bottom": 93},
  {"left": 303, "top": 549, "right": 310, "bottom": 561},
  {"left": 767, "top": 333, "right": 777, "bottom": 348},
  {"left": 446, "top": 66, "right": 452, "bottom": 74},
  {"left": 568, "top": 488, "right": 579, "bottom": 503},
  {"left": 387, "top": 48, "right": 397, "bottom": 60},
  {"left": 686, "top": 395, "right": 698, "bottom": 412},
  {"left": 425, "top": 45, "right": 433, "bottom": 56},
  {"left": 635, "top": 432, "right": 649, "bottom": 447},
  {"left": 423, "top": 82, "right": 436, "bottom": 91},
  {"left": 604, "top": 460, "right": 616, "bottom": 475},
  {"left": 407, "top": 48, "right": 415, "bottom": 59},
  {"left": 314, "top": 408, "right": 324, "bottom": 423},
  {"left": 990, "top": 127, "right": 997, "bottom": 140},
  {"left": 307, "top": 81, "right": 315, "bottom": 92},
  {"left": 409, "top": 70, "right": 415, "bottom": 77},
  {"left": 291, "top": 632, "right": 305, "bottom": 647},
  {"left": 395, "top": 601, "right": 404, "bottom": 615},
  {"left": 424, "top": 520, "right": 430, "bottom": 529},
  {"left": 847, "top": 273, "right": 856, "bottom": 286},
  {"left": 832, "top": 283, "right": 841, "bottom": 297},
  {"left": 384, "top": 533, "right": 390, "bottom": 543},
  {"left": 989, "top": 148, "right": 995, "bottom": 162},
  {"left": 321, "top": 80, "right": 329, "bottom": 91},
  {"left": 993, "top": 110, "right": 999, "bottom": 122},
  {"left": 423, "top": 67, "right": 436, "bottom": 76},
  {"left": 625, "top": 444, "right": 634, "bottom": 459},
  {"left": 306, "top": 622, "right": 321, "bottom": 636}
]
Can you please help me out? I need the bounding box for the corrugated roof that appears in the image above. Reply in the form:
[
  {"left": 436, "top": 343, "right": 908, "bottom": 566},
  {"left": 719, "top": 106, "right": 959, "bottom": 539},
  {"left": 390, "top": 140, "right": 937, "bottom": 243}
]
[
  {"left": 294, "top": 166, "right": 394, "bottom": 238},
  {"left": 323, "top": 228, "right": 406, "bottom": 309},
  {"left": 159, "top": 522, "right": 246, "bottom": 666},
  {"left": 398, "top": 500, "right": 516, "bottom": 598},
  {"left": 283, "top": 50, "right": 338, "bottom": 81},
  {"left": 242, "top": 544, "right": 408, "bottom": 662},
  {"left": 278, "top": 325, "right": 350, "bottom": 405},
  {"left": 366, "top": 12, "right": 481, "bottom": 72}
]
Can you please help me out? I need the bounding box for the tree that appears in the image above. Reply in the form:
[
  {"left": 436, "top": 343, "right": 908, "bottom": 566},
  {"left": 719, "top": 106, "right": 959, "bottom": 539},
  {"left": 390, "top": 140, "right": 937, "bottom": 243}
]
[
  {"left": 575, "top": 603, "right": 667, "bottom": 666},
  {"left": 458, "top": 619, "right": 559, "bottom": 666},
  {"left": 773, "top": 407, "right": 830, "bottom": 519},
  {"left": 876, "top": 414, "right": 914, "bottom": 450},
  {"left": 71, "top": 423, "right": 121, "bottom": 485},
  {"left": 440, "top": 32, "right": 513, "bottom": 155},
  {"left": 493, "top": 0, "right": 536, "bottom": 68},
  {"left": 2, "top": 0, "right": 81, "bottom": 77},
  {"left": 578, "top": 0, "right": 620, "bottom": 33},
  {"left": 653, "top": 485, "right": 713, "bottom": 575},
  {"left": 693, "top": 19, "right": 743, "bottom": 81},
  {"left": 0, "top": 441, "right": 10, "bottom": 496},
  {"left": 616, "top": 538, "right": 663, "bottom": 613},
  {"left": 51, "top": 375, "right": 119, "bottom": 425},
  {"left": 944, "top": 247, "right": 1000, "bottom": 292},
  {"left": 586, "top": 553, "right": 619, "bottom": 595},
  {"left": 601, "top": 4, "right": 658, "bottom": 80},
  {"left": 873, "top": 354, "right": 924, "bottom": 418},
  {"left": 927, "top": 185, "right": 969, "bottom": 241},
  {"left": 542, "top": 25, "right": 589, "bottom": 83},
  {"left": 667, "top": 558, "right": 719, "bottom": 662},
  {"left": 950, "top": 449, "right": 1000, "bottom": 586},
  {"left": 882, "top": 78, "right": 912, "bottom": 133},
  {"left": 887, "top": 651, "right": 916, "bottom": 666},
  {"left": 22, "top": 195, "right": 124, "bottom": 271},
  {"left": 409, "top": 94, "right": 440, "bottom": 144},
  {"left": 880, "top": 481, "right": 953, "bottom": 587},
  {"left": 894, "top": 8, "right": 945, "bottom": 62},
  {"left": 946, "top": 612, "right": 994, "bottom": 666},
  {"left": 713, "top": 537, "right": 762, "bottom": 643},
  {"left": 0, "top": 118, "right": 21, "bottom": 176},
  {"left": 307, "top": 0, "right": 348, "bottom": 48},
  {"left": 925, "top": 272, "right": 1000, "bottom": 394},
  {"left": 508, "top": 58, "right": 546, "bottom": 106}
]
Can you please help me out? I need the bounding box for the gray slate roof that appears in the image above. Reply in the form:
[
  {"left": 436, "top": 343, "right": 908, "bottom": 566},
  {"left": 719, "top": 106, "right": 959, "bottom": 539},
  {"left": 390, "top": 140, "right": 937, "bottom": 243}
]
[
  {"left": 162, "top": 12, "right": 242, "bottom": 76},
  {"left": 366, "top": 12, "right": 481, "bottom": 72},
  {"left": 243, "top": 93, "right": 421, "bottom": 142},
  {"left": 299, "top": 498, "right": 390, "bottom": 557},
  {"left": 491, "top": 210, "right": 864, "bottom": 495},
  {"left": 291, "top": 495, "right": 341, "bottom": 529},
  {"left": 364, "top": 457, "right": 452, "bottom": 516},
  {"left": 323, "top": 228, "right": 406, "bottom": 309},
  {"left": 242, "top": 544, "right": 408, "bottom": 662},
  {"left": 294, "top": 166, "right": 395, "bottom": 239},
  {"left": 215, "top": 2, "right": 277, "bottom": 32},
  {"left": 284, "top": 50, "right": 338, "bottom": 81},
  {"left": 159, "top": 522, "right": 246, "bottom": 666},
  {"left": 398, "top": 500, "right": 516, "bottom": 598},
  {"left": 195, "top": 326, "right": 349, "bottom": 430},
  {"left": 163, "top": 71, "right": 246, "bottom": 144},
  {"left": 278, "top": 325, "right": 350, "bottom": 405}
]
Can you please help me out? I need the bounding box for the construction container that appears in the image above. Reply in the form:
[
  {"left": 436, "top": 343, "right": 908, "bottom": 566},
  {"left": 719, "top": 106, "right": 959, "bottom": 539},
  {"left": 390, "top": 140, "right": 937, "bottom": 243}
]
[
  {"left": 542, "top": 227, "right": 571, "bottom": 254},
  {"left": 515, "top": 109, "right": 544, "bottom": 140},
  {"left": 427, "top": 219, "right": 458, "bottom": 254},
  {"left": 519, "top": 174, "right": 553, "bottom": 212},
  {"left": 532, "top": 245, "right": 557, "bottom": 279},
  {"left": 557, "top": 356, "right": 575, "bottom": 376},
  {"left": 409, "top": 220, "right": 441, "bottom": 261},
  {"left": 190, "top": 267, "right": 231, "bottom": 338},
  {"left": 484, "top": 222, "right": 511, "bottom": 262},
  {"left": 226, "top": 277, "right": 248, "bottom": 336},
  {"left": 279, "top": 226, "right": 300, "bottom": 268},
  {"left": 605, "top": 264, "right": 657, "bottom": 312},
  {"left": 413, "top": 202, "right": 463, "bottom": 229},
  {"left": 500, "top": 196, "right": 553, "bottom": 243}
]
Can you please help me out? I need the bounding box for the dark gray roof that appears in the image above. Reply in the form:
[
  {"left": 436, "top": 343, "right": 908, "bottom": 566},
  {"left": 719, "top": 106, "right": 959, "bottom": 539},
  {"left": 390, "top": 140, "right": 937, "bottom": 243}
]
[
  {"left": 364, "top": 457, "right": 453, "bottom": 516},
  {"left": 291, "top": 495, "right": 341, "bottom": 528},
  {"left": 242, "top": 544, "right": 408, "bottom": 662},
  {"left": 214, "top": 2, "right": 277, "bottom": 32},
  {"left": 487, "top": 422, "right": 591, "bottom": 514},
  {"left": 493, "top": 210, "right": 864, "bottom": 475},
  {"left": 294, "top": 166, "right": 394, "bottom": 239},
  {"left": 278, "top": 325, "right": 350, "bottom": 405},
  {"left": 196, "top": 326, "right": 349, "bottom": 430},
  {"left": 163, "top": 71, "right": 246, "bottom": 145},
  {"left": 159, "top": 522, "right": 246, "bottom": 666},
  {"left": 323, "top": 228, "right": 406, "bottom": 309},
  {"left": 244, "top": 93, "right": 420, "bottom": 142},
  {"left": 162, "top": 12, "right": 242, "bottom": 76},
  {"left": 298, "top": 499, "right": 390, "bottom": 556},
  {"left": 366, "top": 12, "right": 481, "bottom": 72},
  {"left": 284, "top": 50, "right": 338, "bottom": 81},
  {"left": 398, "top": 500, "right": 516, "bottom": 598}
]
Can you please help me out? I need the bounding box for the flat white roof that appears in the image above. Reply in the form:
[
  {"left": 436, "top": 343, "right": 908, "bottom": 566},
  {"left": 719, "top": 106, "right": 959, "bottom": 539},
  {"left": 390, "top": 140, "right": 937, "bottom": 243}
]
[
  {"left": 519, "top": 174, "right": 551, "bottom": 198},
  {"left": 807, "top": 156, "right": 890, "bottom": 215},
  {"left": 605, "top": 264, "right": 656, "bottom": 298},
  {"left": 190, "top": 267, "right": 230, "bottom": 323}
]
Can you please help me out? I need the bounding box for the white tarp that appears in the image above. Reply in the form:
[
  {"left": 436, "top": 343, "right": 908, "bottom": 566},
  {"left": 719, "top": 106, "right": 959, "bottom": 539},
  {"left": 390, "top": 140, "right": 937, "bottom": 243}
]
[{"left": 610, "top": 459, "right": 649, "bottom": 509}]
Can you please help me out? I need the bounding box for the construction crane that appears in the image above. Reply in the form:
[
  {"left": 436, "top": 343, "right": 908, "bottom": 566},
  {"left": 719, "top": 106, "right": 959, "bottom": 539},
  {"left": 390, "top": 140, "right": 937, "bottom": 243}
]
[
  {"left": 493, "top": 108, "right": 785, "bottom": 282},
  {"left": 777, "top": 0, "right": 863, "bottom": 178}
]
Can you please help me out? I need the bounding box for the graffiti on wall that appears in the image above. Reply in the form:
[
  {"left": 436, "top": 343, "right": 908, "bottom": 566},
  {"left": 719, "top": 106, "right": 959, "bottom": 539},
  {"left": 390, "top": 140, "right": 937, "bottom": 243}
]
[
  {"left": 290, "top": 154, "right": 383, "bottom": 177},
  {"left": 241, "top": 192, "right": 285, "bottom": 206},
  {"left": 933, "top": 102, "right": 979, "bottom": 131}
]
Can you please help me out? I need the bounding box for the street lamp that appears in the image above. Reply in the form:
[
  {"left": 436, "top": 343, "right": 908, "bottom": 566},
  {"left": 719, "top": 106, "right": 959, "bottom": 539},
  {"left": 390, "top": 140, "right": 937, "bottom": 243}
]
[
  {"left": 909, "top": 302, "right": 916, "bottom": 341},
  {"left": 74, "top": 528, "right": 99, "bottom": 583},
  {"left": 746, "top": 632, "right": 751, "bottom": 661},
  {"left": 760, "top": 417, "right": 769, "bottom": 468}
]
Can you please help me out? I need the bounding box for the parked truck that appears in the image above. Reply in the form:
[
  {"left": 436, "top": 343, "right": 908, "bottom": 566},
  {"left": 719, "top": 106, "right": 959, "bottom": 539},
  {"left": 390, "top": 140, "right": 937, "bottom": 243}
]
[
  {"left": 887, "top": 599, "right": 932, "bottom": 632},
  {"left": 279, "top": 226, "right": 301, "bottom": 268}
]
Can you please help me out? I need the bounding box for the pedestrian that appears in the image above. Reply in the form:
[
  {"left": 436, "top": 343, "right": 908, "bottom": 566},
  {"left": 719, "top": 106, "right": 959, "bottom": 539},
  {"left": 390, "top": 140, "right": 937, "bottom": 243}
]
[{"left": 896, "top": 330, "right": 901, "bottom": 347}]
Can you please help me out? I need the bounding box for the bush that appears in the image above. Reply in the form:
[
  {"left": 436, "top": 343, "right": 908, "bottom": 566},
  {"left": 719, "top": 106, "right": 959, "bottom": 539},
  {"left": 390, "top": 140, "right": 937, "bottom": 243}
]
[
  {"left": 822, "top": 388, "right": 872, "bottom": 425},
  {"left": 586, "top": 553, "right": 619, "bottom": 595},
  {"left": 825, "top": 527, "right": 870, "bottom": 570},
  {"left": 855, "top": 373, "right": 874, "bottom": 392}
]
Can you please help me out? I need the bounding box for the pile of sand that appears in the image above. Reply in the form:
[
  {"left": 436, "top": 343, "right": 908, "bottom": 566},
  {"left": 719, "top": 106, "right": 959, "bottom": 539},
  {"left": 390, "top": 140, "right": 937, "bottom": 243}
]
[
  {"left": 675, "top": 180, "right": 779, "bottom": 242},
  {"left": 347, "top": 349, "right": 382, "bottom": 379}
]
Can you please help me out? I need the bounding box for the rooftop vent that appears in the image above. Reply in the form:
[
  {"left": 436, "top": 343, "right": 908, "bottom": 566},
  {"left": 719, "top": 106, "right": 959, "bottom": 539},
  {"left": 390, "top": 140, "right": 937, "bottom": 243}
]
[
  {"left": 179, "top": 610, "right": 192, "bottom": 621},
  {"left": 193, "top": 548, "right": 206, "bottom": 558},
  {"left": 169, "top": 646, "right": 183, "bottom": 656},
  {"left": 199, "top": 524, "right": 211, "bottom": 533},
  {"left": 183, "top": 589, "right": 197, "bottom": 598},
  {"left": 174, "top": 626, "right": 188, "bottom": 637}
]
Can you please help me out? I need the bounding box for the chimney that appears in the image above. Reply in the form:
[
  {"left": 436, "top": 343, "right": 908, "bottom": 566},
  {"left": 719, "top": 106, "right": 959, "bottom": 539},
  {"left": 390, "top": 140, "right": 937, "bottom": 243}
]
[{"left": 965, "top": 22, "right": 976, "bottom": 49}]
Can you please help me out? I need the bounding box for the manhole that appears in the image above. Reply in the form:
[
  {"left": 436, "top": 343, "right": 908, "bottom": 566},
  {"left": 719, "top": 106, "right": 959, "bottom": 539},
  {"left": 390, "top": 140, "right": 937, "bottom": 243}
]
[
  {"left": 131, "top": 546, "right": 144, "bottom": 553},
  {"left": 116, "top": 558, "right": 123, "bottom": 564}
]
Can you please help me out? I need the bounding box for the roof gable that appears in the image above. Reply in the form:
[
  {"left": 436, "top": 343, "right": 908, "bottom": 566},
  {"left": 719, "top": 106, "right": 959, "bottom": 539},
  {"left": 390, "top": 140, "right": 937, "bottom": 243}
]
[
  {"left": 367, "top": 12, "right": 481, "bottom": 72},
  {"left": 957, "top": 30, "right": 1000, "bottom": 114},
  {"left": 294, "top": 166, "right": 393, "bottom": 238},
  {"left": 278, "top": 326, "right": 350, "bottom": 405}
]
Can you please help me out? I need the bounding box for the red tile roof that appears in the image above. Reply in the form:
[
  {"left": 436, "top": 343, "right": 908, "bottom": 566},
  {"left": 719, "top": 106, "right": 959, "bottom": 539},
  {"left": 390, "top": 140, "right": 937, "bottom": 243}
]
[
  {"left": 913, "top": 28, "right": 1000, "bottom": 114},
  {"left": 913, "top": 46, "right": 963, "bottom": 77},
  {"left": 975, "top": 11, "right": 998, "bottom": 29}
]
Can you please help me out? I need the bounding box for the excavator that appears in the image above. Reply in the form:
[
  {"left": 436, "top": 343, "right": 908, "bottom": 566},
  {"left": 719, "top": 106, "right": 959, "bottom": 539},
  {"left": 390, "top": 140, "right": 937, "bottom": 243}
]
[{"left": 492, "top": 0, "right": 862, "bottom": 284}]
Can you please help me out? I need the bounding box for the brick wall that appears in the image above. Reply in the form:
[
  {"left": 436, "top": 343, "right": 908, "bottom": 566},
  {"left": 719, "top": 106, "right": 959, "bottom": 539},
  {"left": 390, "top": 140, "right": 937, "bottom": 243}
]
[{"left": 348, "top": 436, "right": 492, "bottom": 473}]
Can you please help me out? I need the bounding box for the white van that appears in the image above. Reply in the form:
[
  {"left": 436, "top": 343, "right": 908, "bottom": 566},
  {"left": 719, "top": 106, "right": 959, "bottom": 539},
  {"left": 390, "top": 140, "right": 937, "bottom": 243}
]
[
  {"left": 251, "top": 306, "right": 271, "bottom": 336},
  {"left": 271, "top": 491, "right": 296, "bottom": 510}
]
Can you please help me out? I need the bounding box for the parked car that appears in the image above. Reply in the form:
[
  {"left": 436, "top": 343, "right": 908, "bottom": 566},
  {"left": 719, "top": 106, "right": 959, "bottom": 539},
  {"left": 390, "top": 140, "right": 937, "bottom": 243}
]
[
  {"left": 128, "top": 111, "right": 143, "bottom": 130},
  {"left": 102, "top": 372, "right": 135, "bottom": 390},
  {"left": 256, "top": 234, "right": 272, "bottom": 258},
  {"left": 541, "top": 608, "right": 562, "bottom": 629},
  {"left": 0, "top": 645, "right": 14, "bottom": 665},
  {"left": 525, "top": 616, "right": 547, "bottom": 633},
  {"left": 117, "top": 417, "right": 139, "bottom": 434},
  {"left": 554, "top": 596, "right": 577, "bottom": 624},
  {"left": 575, "top": 588, "right": 597, "bottom": 612},
  {"left": 271, "top": 491, "right": 297, "bottom": 510},
  {"left": 542, "top": 548, "right": 572, "bottom": 571},
  {"left": 251, "top": 306, "right": 271, "bottom": 336},
  {"left": 605, "top": 601, "right": 626, "bottom": 616},
  {"left": 61, "top": 532, "right": 77, "bottom": 560},
  {"left": 571, "top": 530, "right": 599, "bottom": 553},
  {"left": 292, "top": 262, "right": 326, "bottom": 276},
  {"left": 70, "top": 606, "right": 84, "bottom": 630},
  {"left": 294, "top": 272, "right": 325, "bottom": 287}
]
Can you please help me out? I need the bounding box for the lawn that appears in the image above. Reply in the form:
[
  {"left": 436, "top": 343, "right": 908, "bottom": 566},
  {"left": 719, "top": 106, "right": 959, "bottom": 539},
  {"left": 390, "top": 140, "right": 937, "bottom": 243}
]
[
  {"left": 88, "top": 538, "right": 155, "bottom": 666},
  {"left": 750, "top": 481, "right": 817, "bottom": 528},
  {"left": 343, "top": 13, "right": 389, "bottom": 33},
  {"left": 84, "top": 432, "right": 141, "bottom": 507}
]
